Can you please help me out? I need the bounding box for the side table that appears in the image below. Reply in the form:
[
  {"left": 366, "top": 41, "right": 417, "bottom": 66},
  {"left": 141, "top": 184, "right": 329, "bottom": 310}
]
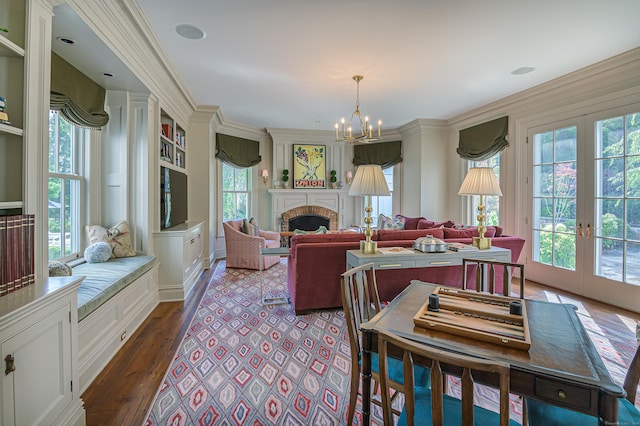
[{"left": 259, "top": 247, "right": 291, "bottom": 305}]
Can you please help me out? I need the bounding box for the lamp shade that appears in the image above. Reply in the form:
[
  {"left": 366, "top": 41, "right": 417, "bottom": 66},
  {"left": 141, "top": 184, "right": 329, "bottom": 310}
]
[
  {"left": 458, "top": 167, "right": 502, "bottom": 196},
  {"left": 348, "top": 165, "right": 390, "bottom": 196}
]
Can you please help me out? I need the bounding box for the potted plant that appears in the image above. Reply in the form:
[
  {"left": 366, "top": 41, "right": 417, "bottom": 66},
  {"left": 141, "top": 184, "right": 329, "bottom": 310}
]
[
  {"left": 282, "top": 169, "right": 289, "bottom": 188},
  {"left": 330, "top": 170, "right": 337, "bottom": 189}
]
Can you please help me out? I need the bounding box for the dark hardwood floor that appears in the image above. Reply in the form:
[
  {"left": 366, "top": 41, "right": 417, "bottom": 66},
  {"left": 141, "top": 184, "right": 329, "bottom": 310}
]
[{"left": 81, "top": 262, "right": 640, "bottom": 425}]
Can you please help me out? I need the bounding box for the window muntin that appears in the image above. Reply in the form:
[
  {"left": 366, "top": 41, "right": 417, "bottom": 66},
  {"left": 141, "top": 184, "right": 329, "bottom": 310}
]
[
  {"left": 222, "top": 162, "right": 250, "bottom": 221},
  {"left": 48, "top": 111, "right": 83, "bottom": 261}
]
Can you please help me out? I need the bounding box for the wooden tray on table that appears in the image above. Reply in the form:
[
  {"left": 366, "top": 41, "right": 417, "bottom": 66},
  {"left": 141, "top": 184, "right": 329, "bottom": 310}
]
[{"left": 413, "top": 287, "right": 531, "bottom": 350}]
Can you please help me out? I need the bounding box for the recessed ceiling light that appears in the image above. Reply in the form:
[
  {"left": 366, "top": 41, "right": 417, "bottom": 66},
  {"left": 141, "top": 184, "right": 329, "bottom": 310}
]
[
  {"left": 175, "top": 24, "right": 205, "bottom": 40},
  {"left": 511, "top": 67, "right": 535, "bottom": 75},
  {"left": 57, "top": 36, "right": 75, "bottom": 45}
]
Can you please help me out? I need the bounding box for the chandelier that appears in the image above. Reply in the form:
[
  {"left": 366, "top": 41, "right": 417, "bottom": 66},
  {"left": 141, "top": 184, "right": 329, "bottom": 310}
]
[{"left": 334, "top": 75, "right": 381, "bottom": 143}]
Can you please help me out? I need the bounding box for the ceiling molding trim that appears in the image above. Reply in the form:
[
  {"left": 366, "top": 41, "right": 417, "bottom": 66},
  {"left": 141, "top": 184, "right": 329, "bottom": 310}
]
[
  {"left": 65, "top": 0, "right": 196, "bottom": 122},
  {"left": 448, "top": 47, "right": 640, "bottom": 128}
]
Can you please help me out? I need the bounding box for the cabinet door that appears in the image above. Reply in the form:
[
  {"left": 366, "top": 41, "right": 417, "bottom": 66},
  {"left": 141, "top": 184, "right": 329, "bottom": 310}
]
[{"left": 1, "top": 303, "right": 72, "bottom": 426}]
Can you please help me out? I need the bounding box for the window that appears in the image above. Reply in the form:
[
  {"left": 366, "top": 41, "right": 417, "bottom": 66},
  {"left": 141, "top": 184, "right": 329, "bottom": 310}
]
[
  {"left": 222, "top": 162, "right": 251, "bottom": 221},
  {"left": 369, "top": 166, "right": 394, "bottom": 219},
  {"left": 469, "top": 155, "right": 500, "bottom": 226},
  {"left": 48, "top": 111, "right": 83, "bottom": 261}
]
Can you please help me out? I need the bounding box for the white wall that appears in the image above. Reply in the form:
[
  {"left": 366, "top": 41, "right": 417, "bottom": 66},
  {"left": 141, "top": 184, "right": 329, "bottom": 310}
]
[{"left": 445, "top": 48, "right": 640, "bottom": 238}]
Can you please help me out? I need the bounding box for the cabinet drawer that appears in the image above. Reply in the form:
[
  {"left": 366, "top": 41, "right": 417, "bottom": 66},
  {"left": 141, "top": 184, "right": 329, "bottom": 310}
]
[
  {"left": 415, "top": 257, "right": 460, "bottom": 267},
  {"left": 374, "top": 260, "right": 415, "bottom": 269},
  {"left": 534, "top": 377, "right": 591, "bottom": 410}
]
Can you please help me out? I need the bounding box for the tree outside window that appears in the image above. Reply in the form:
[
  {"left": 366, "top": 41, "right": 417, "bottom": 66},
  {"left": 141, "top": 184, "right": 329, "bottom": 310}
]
[
  {"left": 48, "top": 111, "right": 82, "bottom": 260},
  {"left": 470, "top": 155, "right": 500, "bottom": 226},
  {"left": 222, "top": 162, "right": 250, "bottom": 221}
]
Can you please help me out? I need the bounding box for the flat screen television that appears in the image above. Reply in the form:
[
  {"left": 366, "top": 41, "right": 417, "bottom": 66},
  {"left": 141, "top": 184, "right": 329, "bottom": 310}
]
[{"left": 160, "top": 166, "right": 188, "bottom": 230}]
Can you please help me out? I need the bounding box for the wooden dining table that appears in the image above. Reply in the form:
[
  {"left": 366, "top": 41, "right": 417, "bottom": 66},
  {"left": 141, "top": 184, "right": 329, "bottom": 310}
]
[{"left": 359, "top": 280, "right": 625, "bottom": 426}]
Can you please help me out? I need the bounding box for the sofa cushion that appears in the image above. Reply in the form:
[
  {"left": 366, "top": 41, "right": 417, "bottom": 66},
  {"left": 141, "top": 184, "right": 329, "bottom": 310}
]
[
  {"left": 290, "top": 232, "right": 365, "bottom": 245},
  {"left": 396, "top": 215, "right": 426, "bottom": 230},
  {"left": 443, "top": 227, "right": 496, "bottom": 239},
  {"left": 74, "top": 255, "right": 156, "bottom": 321},
  {"left": 417, "top": 219, "right": 455, "bottom": 229},
  {"left": 377, "top": 228, "right": 445, "bottom": 242}
]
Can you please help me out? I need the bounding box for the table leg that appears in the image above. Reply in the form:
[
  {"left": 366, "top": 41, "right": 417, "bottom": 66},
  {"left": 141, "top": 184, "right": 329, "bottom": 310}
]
[
  {"left": 361, "top": 331, "right": 372, "bottom": 425},
  {"left": 599, "top": 391, "right": 618, "bottom": 426}
]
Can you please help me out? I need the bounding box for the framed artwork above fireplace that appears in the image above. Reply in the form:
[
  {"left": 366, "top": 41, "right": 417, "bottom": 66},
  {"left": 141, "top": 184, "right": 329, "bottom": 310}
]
[{"left": 293, "top": 144, "right": 326, "bottom": 189}]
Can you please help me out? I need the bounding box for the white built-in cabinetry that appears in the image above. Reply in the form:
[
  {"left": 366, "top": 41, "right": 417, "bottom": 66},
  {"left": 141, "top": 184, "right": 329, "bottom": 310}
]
[
  {"left": 0, "top": 277, "right": 85, "bottom": 426},
  {"left": 0, "top": 1, "right": 25, "bottom": 214},
  {"left": 160, "top": 109, "right": 186, "bottom": 170},
  {"left": 153, "top": 221, "right": 204, "bottom": 301}
]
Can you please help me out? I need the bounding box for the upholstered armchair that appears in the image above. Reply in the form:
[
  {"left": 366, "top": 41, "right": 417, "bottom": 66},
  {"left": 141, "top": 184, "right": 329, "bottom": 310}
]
[{"left": 223, "top": 220, "right": 282, "bottom": 270}]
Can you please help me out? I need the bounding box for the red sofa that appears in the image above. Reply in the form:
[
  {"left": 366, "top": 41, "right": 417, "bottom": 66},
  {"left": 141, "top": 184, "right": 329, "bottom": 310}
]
[{"left": 286, "top": 227, "right": 525, "bottom": 314}]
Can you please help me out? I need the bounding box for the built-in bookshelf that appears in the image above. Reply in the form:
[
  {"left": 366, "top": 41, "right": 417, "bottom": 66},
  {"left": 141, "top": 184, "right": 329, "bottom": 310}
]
[
  {"left": 160, "top": 109, "right": 186, "bottom": 170},
  {"left": 0, "top": 2, "right": 26, "bottom": 215}
]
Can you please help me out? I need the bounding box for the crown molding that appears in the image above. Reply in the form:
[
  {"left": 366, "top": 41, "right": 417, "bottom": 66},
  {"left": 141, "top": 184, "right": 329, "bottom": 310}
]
[{"left": 448, "top": 47, "right": 640, "bottom": 128}]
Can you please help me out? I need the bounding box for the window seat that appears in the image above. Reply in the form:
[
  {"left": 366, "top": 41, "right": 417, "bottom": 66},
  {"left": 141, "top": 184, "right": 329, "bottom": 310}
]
[
  {"left": 72, "top": 255, "right": 159, "bottom": 392},
  {"left": 74, "top": 255, "right": 156, "bottom": 321}
]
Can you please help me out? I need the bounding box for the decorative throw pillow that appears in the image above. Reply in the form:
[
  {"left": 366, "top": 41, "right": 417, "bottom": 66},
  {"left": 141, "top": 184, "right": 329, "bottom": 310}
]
[
  {"left": 242, "top": 218, "right": 260, "bottom": 236},
  {"left": 48, "top": 261, "right": 72, "bottom": 277},
  {"left": 86, "top": 221, "right": 136, "bottom": 258},
  {"left": 84, "top": 241, "right": 112, "bottom": 263},
  {"left": 379, "top": 215, "right": 405, "bottom": 230}
]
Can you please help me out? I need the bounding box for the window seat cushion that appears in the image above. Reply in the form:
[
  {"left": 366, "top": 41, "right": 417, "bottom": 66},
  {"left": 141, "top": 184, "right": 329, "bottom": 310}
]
[{"left": 73, "top": 255, "right": 156, "bottom": 321}]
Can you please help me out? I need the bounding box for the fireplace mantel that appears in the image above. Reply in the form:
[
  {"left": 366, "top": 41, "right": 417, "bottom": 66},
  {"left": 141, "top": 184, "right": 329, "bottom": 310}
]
[{"left": 268, "top": 189, "right": 349, "bottom": 231}]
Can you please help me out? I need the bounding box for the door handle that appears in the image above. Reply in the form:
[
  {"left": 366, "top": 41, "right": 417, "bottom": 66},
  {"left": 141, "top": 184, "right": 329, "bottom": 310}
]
[
  {"left": 577, "top": 223, "right": 583, "bottom": 237},
  {"left": 5, "top": 354, "right": 15, "bottom": 375},
  {"left": 586, "top": 223, "right": 591, "bottom": 240}
]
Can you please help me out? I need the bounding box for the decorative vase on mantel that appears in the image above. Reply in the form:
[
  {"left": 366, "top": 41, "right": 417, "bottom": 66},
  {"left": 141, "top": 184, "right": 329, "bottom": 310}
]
[
  {"left": 282, "top": 169, "right": 290, "bottom": 189},
  {"left": 329, "top": 170, "right": 337, "bottom": 189}
]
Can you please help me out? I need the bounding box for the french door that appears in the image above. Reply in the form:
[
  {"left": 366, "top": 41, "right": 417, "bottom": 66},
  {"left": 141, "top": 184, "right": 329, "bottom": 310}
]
[{"left": 526, "top": 104, "right": 640, "bottom": 313}]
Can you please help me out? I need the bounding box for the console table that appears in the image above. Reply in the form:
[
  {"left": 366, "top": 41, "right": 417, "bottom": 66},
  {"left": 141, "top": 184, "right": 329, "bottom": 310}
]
[{"left": 346, "top": 246, "right": 511, "bottom": 271}]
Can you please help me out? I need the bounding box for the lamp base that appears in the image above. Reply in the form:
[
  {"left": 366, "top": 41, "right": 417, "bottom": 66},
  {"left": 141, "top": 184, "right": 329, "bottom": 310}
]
[
  {"left": 360, "top": 240, "right": 378, "bottom": 254},
  {"left": 473, "top": 236, "right": 492, "bottom": 250}
]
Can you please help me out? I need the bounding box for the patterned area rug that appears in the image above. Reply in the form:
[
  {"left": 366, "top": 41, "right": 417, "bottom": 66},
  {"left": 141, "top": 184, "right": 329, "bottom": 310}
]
[{"left": 144, "top": 260, "right": 638, "bottom": 425}]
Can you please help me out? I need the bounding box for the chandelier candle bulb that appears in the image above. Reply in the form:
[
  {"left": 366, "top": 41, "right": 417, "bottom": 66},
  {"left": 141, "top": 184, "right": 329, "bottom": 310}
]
[
  {"left": 378, "top": 120, "right": 382, "bottom": 137},
  {"left": 335, "top": 123, "right": 339, "bottom": 140}
]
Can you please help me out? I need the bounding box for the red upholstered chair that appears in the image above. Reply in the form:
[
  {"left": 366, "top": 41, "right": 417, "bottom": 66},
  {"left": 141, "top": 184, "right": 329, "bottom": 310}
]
[{"left": 223, "top": 220, "right": 282, "bottom": 270}]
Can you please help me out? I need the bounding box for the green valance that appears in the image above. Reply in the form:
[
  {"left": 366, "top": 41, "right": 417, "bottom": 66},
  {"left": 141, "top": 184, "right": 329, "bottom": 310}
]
[
  {"left": 353, "top": 140, "right": 402, "bottom": 169},
  {"left": 215, "top": 134, "right": 261, "bottom": 168},
  {"left": 50, "top": 53, "right": 109, "bottom": 129},
  {"left": 457, "top": 116, "right": 508, "bottom": 161}
]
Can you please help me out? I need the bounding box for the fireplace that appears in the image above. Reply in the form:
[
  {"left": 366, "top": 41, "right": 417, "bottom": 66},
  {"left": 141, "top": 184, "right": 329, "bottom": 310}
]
[
  {"left": 268, "top": 189, "right": 348, "bottom": 231},
  {"left": 281, "top": 205, "right": 338, "bottom": 232}
]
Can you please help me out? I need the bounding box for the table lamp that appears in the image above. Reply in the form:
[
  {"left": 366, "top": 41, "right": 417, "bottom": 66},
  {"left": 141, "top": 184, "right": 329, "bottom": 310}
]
[
  {"left": 348, "top": 165, "right": 390, "bottom": 254},
  {"left": 458, "top": 167, "right": 502, "bottom": 249}
]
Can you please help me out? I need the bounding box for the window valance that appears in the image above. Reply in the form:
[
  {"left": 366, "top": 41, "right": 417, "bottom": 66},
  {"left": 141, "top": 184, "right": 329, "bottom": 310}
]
[
  {"left": 457, "top": 116, "right": 508, "bottom": 161},
  {"left": 353, "top": 140, "right": 402, "bottom": 169},
  {"left": 215, "top": 134, "right": 261, "bottom": 168},
  {"left": 50, "top": 53, "right": 109, "bottom": 129}
]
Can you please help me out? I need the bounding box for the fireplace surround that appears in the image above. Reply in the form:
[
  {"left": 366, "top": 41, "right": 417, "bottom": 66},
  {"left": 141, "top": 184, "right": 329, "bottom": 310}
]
[
  {"left": 267, "top": 189, "right": 348, "bottom": 231},
  {"left": 281, "top": 205, "right": 338, "bottom": 231}
]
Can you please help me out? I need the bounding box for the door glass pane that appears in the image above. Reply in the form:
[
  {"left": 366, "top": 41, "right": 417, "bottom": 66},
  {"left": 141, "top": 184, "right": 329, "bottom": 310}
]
[
  {"left": 594, "top": 111, "right": 640, "bottom": 285},
  {"left": 532, "top": 126, "right": 577, "bottom": 270}
]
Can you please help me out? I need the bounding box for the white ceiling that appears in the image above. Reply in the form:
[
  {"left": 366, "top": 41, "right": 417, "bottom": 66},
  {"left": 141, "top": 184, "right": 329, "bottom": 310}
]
[{"left": 55, "top": 1, "right": 640, "bottom": 131}]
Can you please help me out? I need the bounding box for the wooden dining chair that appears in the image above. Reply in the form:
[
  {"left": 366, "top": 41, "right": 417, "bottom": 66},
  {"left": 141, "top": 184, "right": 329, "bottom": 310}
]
[
  {"left": 341, "top": 263, "right": 430, "bottom": 425},
  {"left": 525, "top": 343, "right": 640, "bottom": 425},
  {"left": 377, "top": 329, "right": 516, "bottom": 426},
  {"left": 462, "top": 258, "right": 525, "bottom": 298}
]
